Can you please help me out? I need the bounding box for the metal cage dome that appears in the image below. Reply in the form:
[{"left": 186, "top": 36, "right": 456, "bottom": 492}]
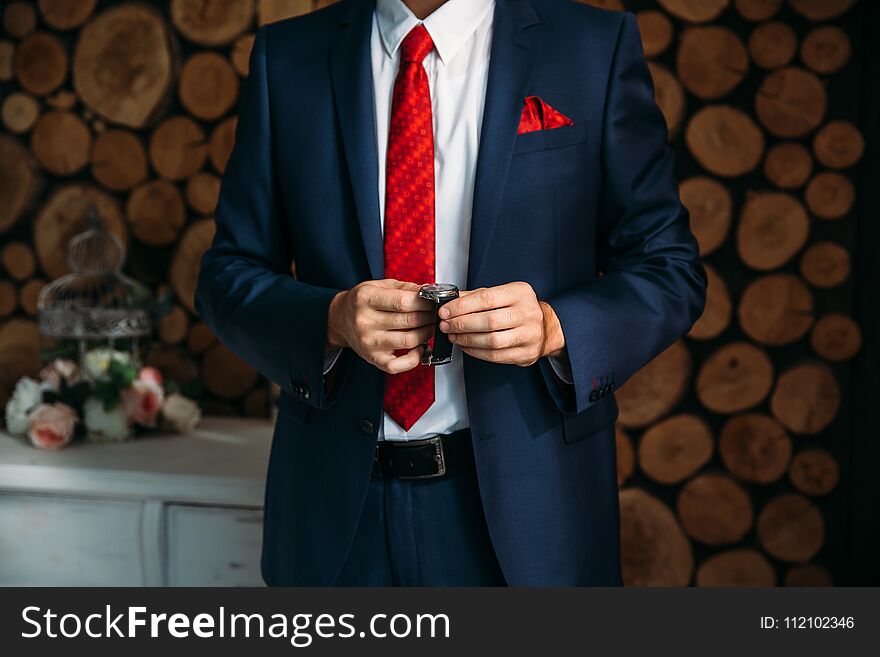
[{"left": 37, "top": 210, "right": 153, "bottom": 345}]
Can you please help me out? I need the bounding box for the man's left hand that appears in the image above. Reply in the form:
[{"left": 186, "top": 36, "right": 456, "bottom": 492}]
[{"left": 438, "top": 282, "right": 566, "bottom": 366}]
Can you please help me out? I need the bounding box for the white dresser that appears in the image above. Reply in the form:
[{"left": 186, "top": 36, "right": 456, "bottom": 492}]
[{"left": 0, "top": 417, "right": 273, "bottom": 586}]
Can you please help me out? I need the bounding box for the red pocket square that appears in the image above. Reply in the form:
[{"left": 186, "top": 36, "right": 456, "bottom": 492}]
[{"left": 517, "top": 96, "right": 574, "bottom": 135}]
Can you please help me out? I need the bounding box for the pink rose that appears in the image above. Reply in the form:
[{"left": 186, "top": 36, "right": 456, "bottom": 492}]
[
  {"left": 27, "top": 403, "right": 78, "bottom": 450},
  {"left": 138, "top": 366, "right": 163, "bottom": 387},
  {"left": 121, "top": 379, "right": 164, "bottom": 427},
  {"left": 39, "top": 358, "right": 80, "bottom": 390}
]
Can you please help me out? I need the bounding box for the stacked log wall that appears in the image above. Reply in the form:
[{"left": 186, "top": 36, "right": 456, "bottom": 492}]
[{"left": 0, "top": 0, "right": 866, "bottom": 585}]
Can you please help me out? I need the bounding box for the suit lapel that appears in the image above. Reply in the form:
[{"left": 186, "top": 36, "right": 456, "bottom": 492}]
[
  {"left": 467, "top": 0, "right": 543, "bottom": 288},
  {"left": 330, "top": 0, "right": 385, "bottom": 280}
]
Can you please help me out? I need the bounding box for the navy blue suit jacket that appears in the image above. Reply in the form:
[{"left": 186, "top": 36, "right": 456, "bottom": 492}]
[{"left": 195, "top": 0, "right": 706, "bottom": 586}]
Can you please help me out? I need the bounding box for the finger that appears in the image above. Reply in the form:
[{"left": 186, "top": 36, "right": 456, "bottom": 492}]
[
  {"left": 460, "top": 346, "right": 533, "bottom": 365},
  {"left": 448, "top": 328, "right": 528, "bottom": 350},
  {"left": 377, "top": 279, "right": 424, "bottom": 292},
  {"left": 440, "top": 283, "right": 521, "bottom": 319},
  {"left": 374, "top": 347, "right": 423, "bottom": 374},
  {"left": 372, "top": 325, "right": 434, "bottom": 351},
  {"left": 362, "top": 286, "right": 433, "bottom": 313},
  {"left": 440, "top": 307, "right": 524, "bottom": 334},
  {"left": 383, "top": 310, "right": 436, "bottom": 330}
]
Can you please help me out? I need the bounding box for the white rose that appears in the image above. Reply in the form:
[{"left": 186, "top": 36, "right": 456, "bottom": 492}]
[
  {"left": 4, "top": 377, "right": 43, "bottom": 436},
  {"left": 82, "top": 348, "right": 132, "bottom": 380},
  {"left": 83, "top": 397, "right": 131, "bottom": 443},
  {"left": 161, "top": 393, "right": 201, "bottom": 434}
]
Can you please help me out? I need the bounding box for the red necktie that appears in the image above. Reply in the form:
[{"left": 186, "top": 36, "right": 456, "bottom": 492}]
[{"left": 383, "top": 25, "right": 436, "bottom": 431}]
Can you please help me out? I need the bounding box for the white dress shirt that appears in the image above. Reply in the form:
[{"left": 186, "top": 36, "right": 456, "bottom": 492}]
[
  {"left": 327, "top": 0, "right": 570, "bottom": 441},
  {"left": 370, "top": 0, "right": 494, "bottom": 441}
]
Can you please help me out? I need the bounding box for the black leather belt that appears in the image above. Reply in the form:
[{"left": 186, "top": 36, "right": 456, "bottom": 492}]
[{"left": 372, "top": 428, "right": 473, "bottom": 480}]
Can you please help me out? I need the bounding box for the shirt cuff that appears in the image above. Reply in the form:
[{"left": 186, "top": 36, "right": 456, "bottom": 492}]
[
  {"left": 547, "top": 354, "right": 574, "bottom": 385},
  {"left": 323, "top": 348, "right": 343, "bottom": 375}
]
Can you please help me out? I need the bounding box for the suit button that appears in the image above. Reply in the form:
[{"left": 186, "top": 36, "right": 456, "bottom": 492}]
[
  {"left": 301, "top": 386, "right": 311, "bottom": 400},
  {"left": 360, "top": 418, "right": 374, "bottom": 434}
]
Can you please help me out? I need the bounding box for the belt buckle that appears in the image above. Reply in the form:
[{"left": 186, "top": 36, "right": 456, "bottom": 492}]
[{"left": 398, "top": 435, "right": 447, "bottom": 480}]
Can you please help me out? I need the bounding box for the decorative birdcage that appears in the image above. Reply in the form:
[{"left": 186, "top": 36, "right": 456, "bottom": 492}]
[{"left": 36, "top": 209, "right": 153, "bottom": 366}]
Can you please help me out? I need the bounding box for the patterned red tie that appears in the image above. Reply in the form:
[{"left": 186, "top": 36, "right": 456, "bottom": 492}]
[{"left": 383, "top": 25, "right": 436, "bottom": 431}]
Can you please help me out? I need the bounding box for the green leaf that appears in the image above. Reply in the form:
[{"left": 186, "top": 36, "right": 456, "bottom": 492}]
[
  {"left": 107, "top": 359, "right": 137, "bottom": 386},
  {"left": 91, "top": 381, "right": 122, "bottom": 412}
]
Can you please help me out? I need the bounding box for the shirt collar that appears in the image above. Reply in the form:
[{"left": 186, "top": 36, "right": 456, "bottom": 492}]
[{"left": 375, "top": 0, "right": 495, "bottom": 66}]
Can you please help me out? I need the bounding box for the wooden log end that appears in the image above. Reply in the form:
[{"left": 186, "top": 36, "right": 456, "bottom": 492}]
[
  {"left": 657, "top": 0, "right": 729, "bottom": 23},
  {"left": 736, "top": 192, "right": 810, "bottom": 272},
  {"left": 756, "top": 67, "right": 827, "bottom": 138},
  {"left": 31, "top": 110, "right": 92, "bottom": 176},
  {"left": 749, "top": 21, "right": 797, "bottom": 70},
  {"left": 757, "top": 493, "right": 824, "bottom": 562},
  {"left": 686, "top": 105, "right": 765, "bottom": 177},
  {"left": 770, "top": 362, "right": 840, "bottom": 434},
  {"left": 178, "top": 51, "right": 240, "bottom": 122},
  {"left": 697, "top": 342, "right": 774, "bottom": 414},
  {"left": 805, "top": 171, "right": 855, "bottom": 220},
  {"left": 813, "top": 120, "right": 864, "bottom": 170},
  {"left": 802, "top": 25, "right": 851, "bottom": 75},
  {"left": 679, "top": 176, "right": 733, "bottom": 256},
  {"left": 789, "top": 447, "right": 840, "bottom": 497},
  {"left": 73, "top": 4, "right": 174, "bottom": 128},
  {"left": 679, "top": 26, "right": 749, "bottom": 100},
  {"left": 764, "top": 141, "right": 813, "bottom": 190},
  {"left": 617, "top": 340, "right": 691, "bottom": 428},
  {"left": 800, "top": 241, "right": 851, "bottom": 288},
  {"left": 171, "top": 0, "right": 254, "bottom": 47},
  {"left": 171, "top": 218, "right": 216, "bottom": 313},
  {"left": 737, "top": 273, "right": 814, "bottom": 346},
  {"left": 678, "top": 473, "right": 754, "bottom": 546},
  {"left": 639, "top": 414, "right": 714, "bottom": 485},
  {"left": 620, "top": 488, "right": 694, "bottom": 586},
  {"left": 735, "top": 0, "right": 783, "bottom": 22},
  {"left": 125, "top": 179, "right": 187, "bottom": 246},
  {"left": 14, "top": 31, "right": 68, "bottom": 96},
  {"left": 696, "top": 548, "right": 776, "bottom": 586},
  {"left": 636, "top": 10, "right": 673, "bottom": 58},
  {"left": 810, "top": 313, "right": 861, "bottom": 363},
  {"left": 149, "top": 116, "right": 208, "bottom": 181},
  {"left": 719, "top": 413, "right": 792, "bottom": 484},
  {"left": 784, "top": 563, "right": 833, "bottom": 586}
]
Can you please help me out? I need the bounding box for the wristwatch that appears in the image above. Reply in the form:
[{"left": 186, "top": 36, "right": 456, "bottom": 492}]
[{"left": 418, "top": 283, "right": 459, "bottom": 366}]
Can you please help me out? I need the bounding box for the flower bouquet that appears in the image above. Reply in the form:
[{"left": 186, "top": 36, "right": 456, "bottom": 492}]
[{"left": 4, "top": 348, "right": 201, "bottom": 450}]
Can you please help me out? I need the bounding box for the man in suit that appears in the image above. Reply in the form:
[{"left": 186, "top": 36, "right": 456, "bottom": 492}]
[{"left": 195, "top": 0, "right": 706, "bottom": 586}]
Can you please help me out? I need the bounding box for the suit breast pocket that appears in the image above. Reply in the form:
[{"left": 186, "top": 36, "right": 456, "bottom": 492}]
[
  {"left": 512, "top": 122, "right": 589, "bottom": 156},
  {"left": 562, "top": 395, "right": 619, "bottom": 444}
]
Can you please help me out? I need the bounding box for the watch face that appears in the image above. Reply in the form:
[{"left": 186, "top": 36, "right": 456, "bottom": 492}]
[{"left": 419, "top": 283, "right": 459, "bottom": 303}]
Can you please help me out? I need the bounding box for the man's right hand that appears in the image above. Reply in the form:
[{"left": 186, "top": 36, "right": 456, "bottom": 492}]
[{"left": 326, "top": 279, "right": 435, "bottom": 374}]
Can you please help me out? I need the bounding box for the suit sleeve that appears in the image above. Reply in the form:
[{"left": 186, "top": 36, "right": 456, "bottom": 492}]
[
  {"left": 194, "top": 27, "right": 342, "bottom": 410},
  {"left": 539, "top": 13, "right": 707, "bottom": 414}
]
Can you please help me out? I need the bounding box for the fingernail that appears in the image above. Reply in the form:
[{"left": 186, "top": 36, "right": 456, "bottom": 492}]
[
  {"left": 439, "top": 321, "right": 450, "bottom": 332},
  {"left": 448, "top": 334, "right": 456, "bottom": 343},
  {"left": 439, "top": 307, "right": 450, "bottom": 319}
]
